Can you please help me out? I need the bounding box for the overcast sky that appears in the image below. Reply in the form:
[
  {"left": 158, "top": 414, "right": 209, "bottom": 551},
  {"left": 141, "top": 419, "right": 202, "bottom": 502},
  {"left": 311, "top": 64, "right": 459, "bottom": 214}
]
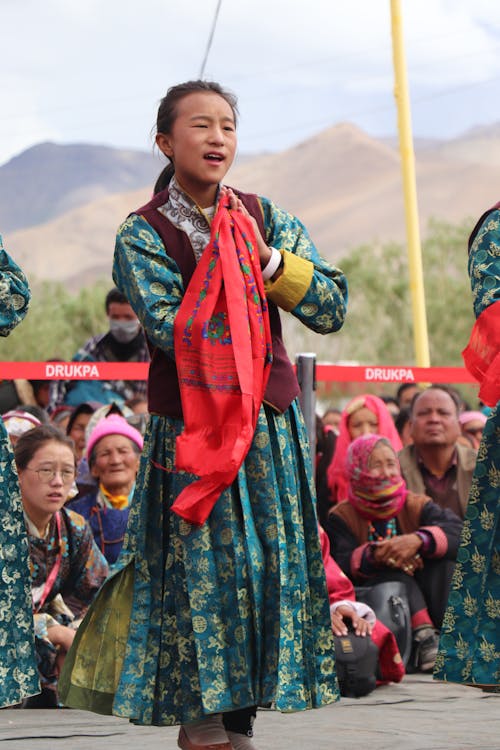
[{"left": 2, "top": 0, "right": 500, "bottom": 166}]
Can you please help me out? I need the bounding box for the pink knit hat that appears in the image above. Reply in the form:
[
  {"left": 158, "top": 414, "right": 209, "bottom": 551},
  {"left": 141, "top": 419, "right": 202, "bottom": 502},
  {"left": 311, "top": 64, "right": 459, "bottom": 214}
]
[
  {"left": 458, "top": 410, "right": 487, "bottom": 427},
  {"left": 86, "top": 414, "right": 144, "bottom": 461}
]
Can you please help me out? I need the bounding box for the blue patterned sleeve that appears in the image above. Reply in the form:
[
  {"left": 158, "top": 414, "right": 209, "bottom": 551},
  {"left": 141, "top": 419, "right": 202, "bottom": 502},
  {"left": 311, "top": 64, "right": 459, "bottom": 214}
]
[
  {"left": 112, "top": 214, "right": 185, "bottom": 358},
  {"left": 260, "top": 197, "right": 348, "bottom": 334},
  {"left": 468, "top": 209, "right": 500, "bottom": 319},
  {"left": 0, "top": 235, "right": 31, "bottom": 337}
]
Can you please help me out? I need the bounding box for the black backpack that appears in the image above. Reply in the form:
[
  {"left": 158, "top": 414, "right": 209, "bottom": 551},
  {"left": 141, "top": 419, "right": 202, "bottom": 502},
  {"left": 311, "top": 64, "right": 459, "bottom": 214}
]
[
  {"left": 333, "top": 626, "right": 379, "bottom": 698},
  {"left": 355, "top": 581, "right": 412, "bottom": 667}
]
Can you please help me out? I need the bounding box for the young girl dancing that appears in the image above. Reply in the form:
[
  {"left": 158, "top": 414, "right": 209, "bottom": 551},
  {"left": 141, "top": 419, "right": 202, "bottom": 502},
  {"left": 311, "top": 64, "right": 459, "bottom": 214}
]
[{"left": 61, "top": 80, "right": 348, "bottom": 750}]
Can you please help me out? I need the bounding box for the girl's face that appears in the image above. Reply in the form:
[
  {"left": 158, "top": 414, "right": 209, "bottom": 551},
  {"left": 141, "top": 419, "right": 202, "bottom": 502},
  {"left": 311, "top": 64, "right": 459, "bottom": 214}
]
[
  {"left": 348, "top": 407, "right": 379, "bottom": 439},
  {"left": 367, "top": 442, "right": 400, "bottom": 479},
  {"left": 18, "top": 441, "right": 75, "bottom": 525},
  {"left": 156, "top": 91, "right": 237, "bottom": 207}
]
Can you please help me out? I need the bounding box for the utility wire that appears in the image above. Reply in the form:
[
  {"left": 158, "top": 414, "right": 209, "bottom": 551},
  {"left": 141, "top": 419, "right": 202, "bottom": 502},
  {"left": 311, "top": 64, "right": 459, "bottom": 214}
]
[{"left": 199, "top": 0, "right": 223, "bottom": 78}]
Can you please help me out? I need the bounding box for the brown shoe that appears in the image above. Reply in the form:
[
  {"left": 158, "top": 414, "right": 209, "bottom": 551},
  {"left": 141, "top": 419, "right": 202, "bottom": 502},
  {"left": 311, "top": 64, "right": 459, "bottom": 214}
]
[{"left": 177, "top": 726, "right": 233, "bottom": 750}]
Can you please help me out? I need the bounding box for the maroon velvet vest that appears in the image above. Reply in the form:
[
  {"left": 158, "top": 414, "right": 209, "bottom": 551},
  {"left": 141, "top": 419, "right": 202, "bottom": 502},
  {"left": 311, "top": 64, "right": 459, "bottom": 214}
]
[{"left": 134, "top": 187, "right": 300, "bottom": 418}]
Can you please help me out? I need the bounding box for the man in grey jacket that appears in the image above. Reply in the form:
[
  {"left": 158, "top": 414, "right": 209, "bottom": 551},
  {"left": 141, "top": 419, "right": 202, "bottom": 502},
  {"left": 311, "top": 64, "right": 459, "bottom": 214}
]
[{"left": 398, "top": 386, "right": 476, "bottom": 520}]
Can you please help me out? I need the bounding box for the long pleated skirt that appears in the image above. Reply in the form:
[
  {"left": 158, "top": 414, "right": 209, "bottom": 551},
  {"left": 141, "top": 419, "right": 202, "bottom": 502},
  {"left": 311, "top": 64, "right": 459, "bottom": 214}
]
[
  {"left": 434, "top": 403, "right": 500, "bottom": 687},
  {"left": 0, "top": 425, "right": 39, "bottom": 706},
  {"left": 60, "top": 401, "right": 339, "bottom": 725}
]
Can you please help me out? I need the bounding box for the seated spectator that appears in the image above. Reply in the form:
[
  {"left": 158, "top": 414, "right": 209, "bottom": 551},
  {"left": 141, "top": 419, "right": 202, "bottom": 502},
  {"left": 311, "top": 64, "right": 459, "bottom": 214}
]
[
  {"left": 49, "top": 287, "right": 150, "bottom": 411},
  {"left": 0, "top": 379, "right": 37, "bottom": 415},
  {"left": 67, "top": 414, "right": 143, "bottom": 566},
  {"left": 398, "top": 386, "right": 476, "bottom": 519},
  {"left": 19, "top": 404, "right": 49, "bottom": 424},
  {"left": 66, "top": 402, "right": 99, "bottom": 464},
  {"left": 124, "top": 396, "right": 149, "bottom": 436},
  {"left": 327, "top": 394, "right": 403, "bottom": 505},
  {"left": 458, "top": 410, "right": 487, "bottom": 450},
  {"left": 316, "top": 416, "right": 337, "bottom": 528},
  {"left": 50, "top": 405, "right": 74, "bottom": 433},
  {"left": 125, "top": 396, "right": 149, "bottom": 415},
  {"left": 380, "top": 394, "right": 399, "bottom": 420},
  {"left": 395, "top": 407, "right": 412, "bottom": 447},
  {"left": 319, "top": 526, "right": 404, "bottom": 685},
  {"left": 396, "top": 383, "right": 420, "bottom": 410},
  {"left": 2, "top": 409, "right": 41, "bottom": 446},
  {"left": 28, "top": 379, "right": 52, "bottom": 411},
  {"left": 325, "top": 434, "right": 462, "bottom": 673},
  {"left": 322, "top": 407, "right": 342, "bottom": 433},
  {"left": 64, "top": 402, "right": 101, "bottom": 500},
  {"left": 14, "top": 425, "right": 108, "bottom": 707}
]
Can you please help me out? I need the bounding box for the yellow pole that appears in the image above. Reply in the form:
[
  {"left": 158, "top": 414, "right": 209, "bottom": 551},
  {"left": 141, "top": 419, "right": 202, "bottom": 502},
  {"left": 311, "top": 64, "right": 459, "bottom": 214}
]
[{"left": 390, "top": 0, "right": 430, "bottom": 367}]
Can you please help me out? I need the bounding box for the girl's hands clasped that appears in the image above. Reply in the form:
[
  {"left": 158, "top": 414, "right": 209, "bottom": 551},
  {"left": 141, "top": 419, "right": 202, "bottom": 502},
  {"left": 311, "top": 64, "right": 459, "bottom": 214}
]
[{"left": 220, "top": 187, "right": 273, "bottom": 268}]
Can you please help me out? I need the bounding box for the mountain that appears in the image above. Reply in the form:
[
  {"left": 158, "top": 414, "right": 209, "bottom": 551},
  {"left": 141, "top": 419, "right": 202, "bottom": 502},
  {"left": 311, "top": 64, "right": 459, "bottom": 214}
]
[
  {"left": 3, "top": 124, "right": 500, "bottom": 289},
  {"left": 0, "top": 142, "right": 161, "bottom": 232},
  {"left": 5, "top": 187, "right": 150, "bottom": 289}
]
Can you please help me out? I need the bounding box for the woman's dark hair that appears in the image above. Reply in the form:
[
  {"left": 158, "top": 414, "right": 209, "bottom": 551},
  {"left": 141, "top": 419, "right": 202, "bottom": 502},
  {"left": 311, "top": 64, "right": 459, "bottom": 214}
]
[
  {"left": 19, "top": 404, "right": 49, "bottom": 424},
  {"left": 154, "top": 80, "right": 239, "bottom": 195},
  {"left": 396, "top": 382, "right": 418, "bottom": 406},
  {"left": 315, "top": 416, "right": 337, "bottom": 529},
  {"left": 395, "top": 407, "right": 411, "bottom": 438},
  {"left": 105, "top": 287, "right": 129, "bottom": 312},
  {"left": 14, "top": 425, "right": 75, "bottom": 470},
  {"left": 66, "top": 402, "right": 98, "bottom": 436}
]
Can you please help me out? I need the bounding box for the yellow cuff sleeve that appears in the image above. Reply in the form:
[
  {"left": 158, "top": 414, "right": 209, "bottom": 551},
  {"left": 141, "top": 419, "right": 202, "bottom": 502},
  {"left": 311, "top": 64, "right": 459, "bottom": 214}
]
[{"left": 264, "top": 251, "right": 314, "bottom": 312}]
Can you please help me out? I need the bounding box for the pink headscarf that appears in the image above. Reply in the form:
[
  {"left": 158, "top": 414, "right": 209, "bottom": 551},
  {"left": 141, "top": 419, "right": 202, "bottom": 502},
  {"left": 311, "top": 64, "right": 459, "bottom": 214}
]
[
  {"left": 346, "top": 434, "right": 407, "bottom": 521},
  {"left": 326, "top": 394, "right": 403, "bottom": 504}
]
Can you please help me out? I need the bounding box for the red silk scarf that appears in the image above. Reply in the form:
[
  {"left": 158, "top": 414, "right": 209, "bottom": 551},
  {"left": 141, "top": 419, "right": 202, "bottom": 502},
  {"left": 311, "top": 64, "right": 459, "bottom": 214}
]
[
  {"left": 462, "top": 300, "right": 500, "bottom": 406},
  {"left": 172, "top": 204, "right": 272, "bottom": 524}
]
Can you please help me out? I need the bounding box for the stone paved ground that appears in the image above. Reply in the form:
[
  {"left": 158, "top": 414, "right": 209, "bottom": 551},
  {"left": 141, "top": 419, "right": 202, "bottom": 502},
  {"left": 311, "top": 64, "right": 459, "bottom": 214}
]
[{"left": 1, "top": 675, "right": 498, "bottom": 749}]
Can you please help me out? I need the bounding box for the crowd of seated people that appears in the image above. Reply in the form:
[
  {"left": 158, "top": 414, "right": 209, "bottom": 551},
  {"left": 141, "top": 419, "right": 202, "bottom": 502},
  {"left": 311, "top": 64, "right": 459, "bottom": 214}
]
[
  {"left": 318, "top": 383, "right": 485, "bottom": 674},
  {"left": 0, "top": 358, "right": 486, "bottom": 704}
]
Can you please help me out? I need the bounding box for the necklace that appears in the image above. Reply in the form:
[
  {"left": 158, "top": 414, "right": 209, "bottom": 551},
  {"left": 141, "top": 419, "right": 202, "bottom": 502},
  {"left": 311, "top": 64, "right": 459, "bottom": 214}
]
[{"left": 368, "top": 517, "right": 397, "bottom": 542}]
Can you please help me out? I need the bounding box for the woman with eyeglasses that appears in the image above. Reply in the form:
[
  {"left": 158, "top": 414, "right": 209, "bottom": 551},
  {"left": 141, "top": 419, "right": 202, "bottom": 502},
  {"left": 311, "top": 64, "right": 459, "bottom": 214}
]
[{"left": 14, "top": 425, "right": 109, "bottom": 707}]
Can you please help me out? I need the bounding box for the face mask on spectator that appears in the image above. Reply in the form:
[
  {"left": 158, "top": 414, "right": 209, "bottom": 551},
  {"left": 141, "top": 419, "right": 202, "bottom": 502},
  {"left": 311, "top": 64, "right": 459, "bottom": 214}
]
[{"left": 109, "top": 318, "right": 141, "bottom": 343}]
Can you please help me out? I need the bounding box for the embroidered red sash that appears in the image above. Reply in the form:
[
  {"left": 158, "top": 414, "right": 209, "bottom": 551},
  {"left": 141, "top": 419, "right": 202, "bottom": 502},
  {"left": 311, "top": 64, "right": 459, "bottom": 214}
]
[
  {"left": 463, "top": 300, "right": 500, "bottom": 406},
  {"left": 172, "top": 204, "right": 272, "bottom": 524}
]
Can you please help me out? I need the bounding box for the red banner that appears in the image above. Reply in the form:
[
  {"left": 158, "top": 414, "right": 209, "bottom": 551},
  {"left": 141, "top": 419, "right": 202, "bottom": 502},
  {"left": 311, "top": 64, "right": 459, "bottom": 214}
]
[
  {"left": 316, "top": 365, "right": 477, "bottom": 384},
  {"left": 0, "top": 361, "right": 478, "bottom": 384}
]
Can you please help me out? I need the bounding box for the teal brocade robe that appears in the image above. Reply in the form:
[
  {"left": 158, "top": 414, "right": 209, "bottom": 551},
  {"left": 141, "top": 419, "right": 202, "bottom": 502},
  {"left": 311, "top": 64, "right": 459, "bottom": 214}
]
[
  {"left": 60, "top": 189, "right": 348, "bottom": 724},
  {"left": 434, "top": 209, "right": 500, "bottom": 687},
  {"left": 0, "top": 238, "right": 39, "bottom": 705}
]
